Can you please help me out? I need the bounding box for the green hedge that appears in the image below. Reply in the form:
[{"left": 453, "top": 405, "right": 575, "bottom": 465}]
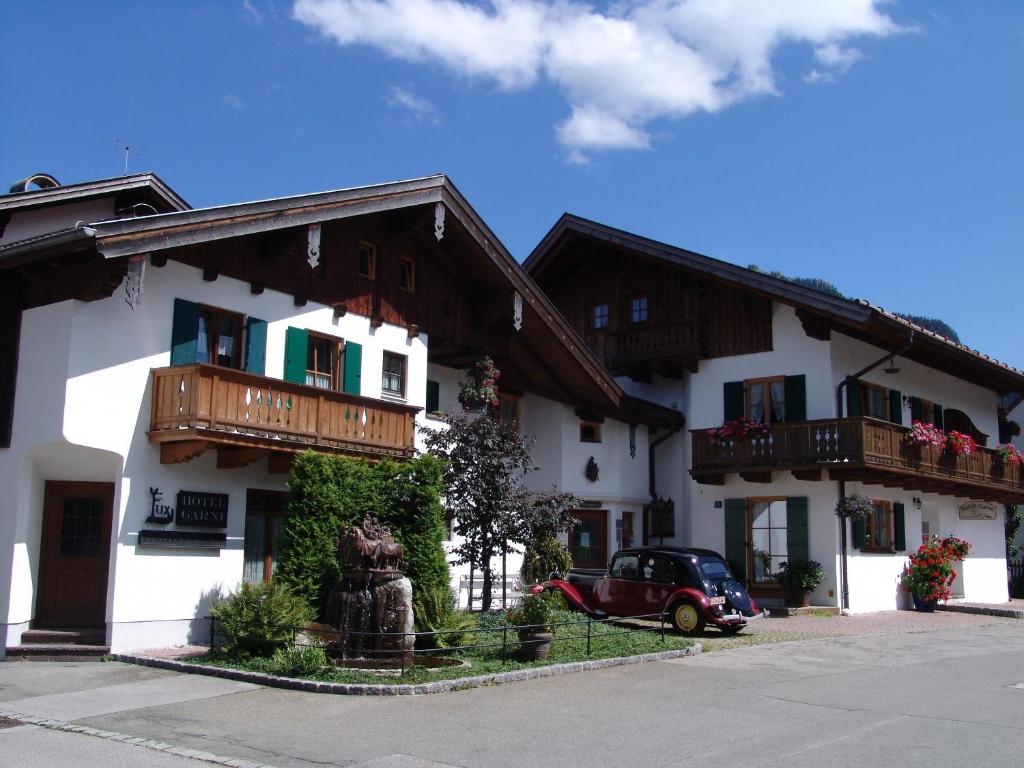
[{"left": 274, "top": 452, "right": 450, "bottom": 618}]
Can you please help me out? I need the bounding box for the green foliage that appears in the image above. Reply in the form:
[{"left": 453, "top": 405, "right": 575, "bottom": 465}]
[
  {"left": 274, "top": 452, "right": 450, "bottom": 618},
  {"left": 775, "top": 560, "right": 825, "bottom": 591},
  {"left": 412, "top": 586, "right": 477, "bottom": 648},
  {"left": 211, "top": 581, "right": 312, "bottom": 658},
  {"left": 267, "top": 644, "right": 328, "bottom": 677},
  {"left": 507, "top": 589, "right": 562, "bottom": 633},
  {"left": 1006, "top": 504, "right": 1022, "bottom": 560},
  {"left": 521, "top": 535, "right": 573, "bottom": 583}
]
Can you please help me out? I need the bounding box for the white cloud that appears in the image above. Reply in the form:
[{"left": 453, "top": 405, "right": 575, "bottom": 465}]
[
  {"left": 292, "top": 0, "right": 902, "bottom": 158},
  {"left": 222, "top": 94, "right": 244, "bottom": 109},
  {"left": 387, "top": 85, "right": 441, "bottom": 124},
  {"left": 242, "top": 0, "right": 264, "bottom": 24}
]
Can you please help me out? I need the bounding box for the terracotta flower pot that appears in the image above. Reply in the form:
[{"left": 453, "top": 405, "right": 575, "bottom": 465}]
[{"left": 784, "top": 589, "right": 812, "bottom": 608}]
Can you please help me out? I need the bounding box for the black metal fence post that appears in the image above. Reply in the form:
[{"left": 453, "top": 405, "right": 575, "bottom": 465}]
[
  {"left": 501, "top": 625, "right": 508, "bottom": 664},
  {"left": 209, "top": 616, "right": 214, "bottom": 650},
  {"left": 586, "top": 615, "right": 592, "bottom": 657}
]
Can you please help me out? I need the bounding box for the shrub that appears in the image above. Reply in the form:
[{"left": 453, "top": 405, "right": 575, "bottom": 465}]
[
  {"left": 211, "top": 581, "right": 312, "bottom": 658},
  {"left": 267, "top": 644, "right": 328, "bottom": 677},
  {"left": 413, "top": 585, "right": 477, "bottom": 648},
  {"left": 775, "top": 560, "right": 825, "bottom": 592},
  {"left": 521, "top": 535, "right": 572, "bottom": 583},
  {"left": 274, "top": 452, "right": 450, "bottom": 618},
  {"left": 507, "top": 586, "right": 562, "bottom": 634}
]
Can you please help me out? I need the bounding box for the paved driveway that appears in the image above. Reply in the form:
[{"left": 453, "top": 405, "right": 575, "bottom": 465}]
[{"left": 1, "top": 611, "right": 1022, "bottom": 768}]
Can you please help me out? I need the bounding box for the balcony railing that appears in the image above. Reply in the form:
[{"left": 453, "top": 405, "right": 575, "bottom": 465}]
[
  {"left": 599, "top": 320, "right": 700, "bottom": 368},
  {"left": 149, "top": 364, "right": 419, "bottom": 462},
  {"left": 691, "top": 417, "right": 1024, "bottom": 502}
]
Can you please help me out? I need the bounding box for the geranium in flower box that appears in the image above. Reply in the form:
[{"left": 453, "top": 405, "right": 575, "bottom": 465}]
[
  {"left": 946, "top": 430, "right": 976, "bottom": 456},
  {"left": 905, "top": 420, "right": 945, "bottom": 449},
  {"left": 706, "top": 417, "right": 770, "bottom": 445},
  {"left": 996, "top": 444, "right": 1024, "bottom": 467}
]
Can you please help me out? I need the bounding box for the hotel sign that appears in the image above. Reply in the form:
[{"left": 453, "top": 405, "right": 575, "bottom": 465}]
[
  {"left": 176, "top": 490, "right": 229, "bottom": 528},
  {"left": 959, "top": 501, "right": 997, "bottom": 520}
]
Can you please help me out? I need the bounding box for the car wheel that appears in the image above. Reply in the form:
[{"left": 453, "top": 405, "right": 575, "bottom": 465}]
[{"left": 670, "top": 601, "right": 705, "bottom": 635}]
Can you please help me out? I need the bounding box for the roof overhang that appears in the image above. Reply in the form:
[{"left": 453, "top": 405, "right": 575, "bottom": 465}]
[{"left": 0, "top": 172, "right": 190, "bottom": 215}]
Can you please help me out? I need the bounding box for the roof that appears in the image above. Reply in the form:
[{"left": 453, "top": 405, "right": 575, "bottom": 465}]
[
  {"left": 526, "top": 214, "right": 1024, "bottom": 397},
  {"left": 0, "top": 172, "right": 190, "bottom": 215}
]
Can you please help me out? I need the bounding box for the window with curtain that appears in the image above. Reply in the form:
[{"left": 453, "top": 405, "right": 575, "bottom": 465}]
[
  {"left": 382, "top": 352, "right": 406, "bottom": 397},
  {"left": 746, "top": 377, "right": 785, "bottom": 424},
  {"left": 749, "top": 499, "right": 788, "bottom": 582},
  {"left": 865, "top": 500, "right": 893, "bottom": 550},
  {"left": 195, "top": 306, "right": 241, "bottom": 368},
  {"left": 305, "top": 333, "right": 342, "bottom": 390}
]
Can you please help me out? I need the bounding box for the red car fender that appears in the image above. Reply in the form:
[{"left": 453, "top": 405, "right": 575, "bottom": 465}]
[
  {"left": 545, "top": 579, "right": 597, "bottom": 615},
  {"left": 662, "top": 586, "right": 711, "bottom": 614}
]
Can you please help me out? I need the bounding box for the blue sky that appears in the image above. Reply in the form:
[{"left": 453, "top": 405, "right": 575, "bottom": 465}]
[{"left": 1, "top": 1, "right": 1021, "bottom": 368}]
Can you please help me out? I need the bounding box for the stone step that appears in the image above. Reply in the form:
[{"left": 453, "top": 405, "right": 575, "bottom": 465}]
[
  {"left": 19, "top": 628, "right": 106, "bottom": 646},
  {"left": 4, "top": 644, "right": 111, "bottom": 662}
]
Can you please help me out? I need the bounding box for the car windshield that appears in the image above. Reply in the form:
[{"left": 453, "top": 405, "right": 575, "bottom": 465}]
[{"left": 699, "top": 559, "right": 731, "bottom": 581}]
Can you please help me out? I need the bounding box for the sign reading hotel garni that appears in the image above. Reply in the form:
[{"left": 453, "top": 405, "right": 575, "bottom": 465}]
[
  {"left": 175, "top": 490, "right": 229, "bottom": 528},
  {"left": 959, "top": 501, "right": 997, "bottom": 520}
]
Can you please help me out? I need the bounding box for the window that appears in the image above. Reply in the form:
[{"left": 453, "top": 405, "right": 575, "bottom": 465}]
[
  {"left": 305, "top": 333, "right": 342, "bottom": 390},
  {"left": 242, "top": 490, "right": 288, "bottom": 584},
  {"left": 610, "top": 553, "right": 639, "bottom": 579},
  {"left": 746, "top": 376, "right": 786, "bottom": 424},
  {"left": 592, "top": 304, "right": 609, "bottom": 330},
  {"left": 399, "top": 256, "right": 415, "bottom": 292},
  {"left": 750, "top": 498, "right": 788, "bottom": 582},
  {"left": 864, "top": 500, "right": 894, "bottom": 551},
  {"left": 642, "top": 554, "right": 676, "bottom": 584},
  {"left": 630, "top": 296, "right": 648, "bottom": 324},
  {"left": 382, "top": 351, "right": 406, "bottom": 397},
  {"left": 358, "top": 241, "right": 377, "bottom": 279},
  {"left": 863, "top": 383, "right": 889, "bottom": 420},
  {"left": 580, "top": 420, "right": 602, "bottom": 443},
  {"left": 196, "top": 306, "right": 242, "bottom": 368}
]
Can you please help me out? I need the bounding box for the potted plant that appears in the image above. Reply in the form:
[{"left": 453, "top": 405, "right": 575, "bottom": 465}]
[
  {"left": 905, "top": 420, "right": 946, "bottom": 450},
  {"left": 903, "top": 537, "right": 957, "bottom": 611},
  {"left": 946, "top": 430, "right": 976, "bottom": 457},
  {"left": 507, "top": 585, "right": 559, "bottom": 661},
  {"left": 775, "top": 560, "right": 824, "bottom": 607},
  {"left": 835, "top": 494, "right": 873, "bottom": 522},
  {"left": 706, "top": 417, "right": 770, "bottom": 446},
  {"left": 996, "top": 444, "right": 1024, "bottom": 469},
  {"left": 458, "top": 356, "right": 501, "bottom": 411}
]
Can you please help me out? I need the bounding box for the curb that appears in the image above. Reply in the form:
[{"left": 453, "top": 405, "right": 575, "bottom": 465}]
[
  {"left": 937, "top": 603, "right": 1024, "bottom": 619},
  {"left": 0, "top": 709, "right": 279, "bottom": 768},
  {"left": 112, "top": 643, "right": 702, "bottom": 695}
]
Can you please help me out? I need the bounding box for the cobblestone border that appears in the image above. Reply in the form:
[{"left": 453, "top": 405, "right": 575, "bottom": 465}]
[
  {"left": 112, "top": 643, "right": 702, "bottom": 696},
  {"left": 0, "top": 709, "right": 279, "bottom": 768}
]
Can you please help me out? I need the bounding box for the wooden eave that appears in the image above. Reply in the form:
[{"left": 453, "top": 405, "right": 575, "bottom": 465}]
[
  {"left": 527, "top": 214, "right": 1024, "bottom": 399},
  {"left": 0, "top": 172, "right": 189, "bottom": 215}
]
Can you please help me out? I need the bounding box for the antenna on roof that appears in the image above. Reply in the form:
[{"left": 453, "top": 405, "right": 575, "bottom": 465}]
[{"left": 115, "top": 140, "right": 139, "bottom": 176}]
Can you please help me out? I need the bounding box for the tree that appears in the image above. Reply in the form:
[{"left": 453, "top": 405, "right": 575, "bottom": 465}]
[{"left": 421, "top": 412, "right": 577, "bottom": 610}]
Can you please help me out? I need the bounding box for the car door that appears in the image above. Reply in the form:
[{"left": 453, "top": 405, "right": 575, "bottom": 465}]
[
  {"left": 637, "top": 554, "right": 678, "bottom": 616},
  {"left": 594, "top": 552, "right": 641, "bottom": 615}
]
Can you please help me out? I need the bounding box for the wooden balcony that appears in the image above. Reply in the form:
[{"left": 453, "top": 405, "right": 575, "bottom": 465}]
[
  {"left": 148, "top": 364, "right": 419, "bottom": 469},
  {"left": 691, "top": 417, "right": 1024, "bottom": 504}
]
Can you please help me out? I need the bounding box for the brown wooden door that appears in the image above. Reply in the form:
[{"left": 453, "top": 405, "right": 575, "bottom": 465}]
[
  {"left": 569, "top": 509, "right": 608, "bottom": 570},
  {"left": 35, "top": 481, "right": 114, "bottom": 628}
]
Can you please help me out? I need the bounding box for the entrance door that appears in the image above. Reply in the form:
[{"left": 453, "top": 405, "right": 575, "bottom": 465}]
[
  {"left": 35, "top": 481, "right": 114, "bottom": 628},
  {"left": 569, "top": 509, "right": 608, "bottom": 570}
]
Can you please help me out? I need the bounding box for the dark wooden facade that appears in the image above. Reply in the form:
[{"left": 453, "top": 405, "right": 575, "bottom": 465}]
[{"left": 537, "top": 237, "right": 772, "bottom": 379}]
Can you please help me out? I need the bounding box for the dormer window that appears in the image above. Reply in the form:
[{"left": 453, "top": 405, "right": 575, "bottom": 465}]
[{"left": 593, "top": 304, "right": 609, "bottom": 330}]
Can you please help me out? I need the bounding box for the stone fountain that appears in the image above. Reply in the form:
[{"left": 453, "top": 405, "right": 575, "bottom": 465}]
[{"left": 325, "top": 515, "right": 414, "bottom": 662}]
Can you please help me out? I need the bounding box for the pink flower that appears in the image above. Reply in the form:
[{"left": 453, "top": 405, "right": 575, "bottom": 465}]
[{"left": 530, "top": 584, "right": 544, "bottom": 594}]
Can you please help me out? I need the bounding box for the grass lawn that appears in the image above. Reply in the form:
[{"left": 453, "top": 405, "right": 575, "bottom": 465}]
[{"left": 188, "top": 610, "right": 693, "bottom": 686}]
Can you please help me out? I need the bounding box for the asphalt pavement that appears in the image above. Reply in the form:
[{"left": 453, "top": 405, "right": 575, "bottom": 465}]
[{"left": 1, "top": 613, "right": 1022, "bottom": 768}]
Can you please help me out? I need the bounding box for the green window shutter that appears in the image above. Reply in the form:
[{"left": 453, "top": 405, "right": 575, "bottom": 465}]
[
  {"left": 932, "top": 404, "right": 944, "bottom": 430},
  {"left": 283, "top": 327, "right": 308, "bottom": 384},
  {"left": 170, "top": 298, "right": 200, "bottom": 365},
  {"left": 244, "top": 317, "right": 267, "bottom": 375},
  {"left": 783, "top": 375, "right": 807, "bottom": 422},
  {"left": 426, "top": 379, "right": 440, "bottom": 413},
  {"left": 851, "top": 518, "right": 866, "bottom": 550},
  {"left": 893, "top": 502, "right": 906, "bottom": 552},
  {"left": 342, "top": 340, "right": 362, "bottom": 395},
  {"left": 846, "top": 379, "right": 863, "bottom": 417},
  {"left": 786, "top": 497, "right": 809, "bottom": 563},
  {"left": 909, "top": 397, "right": 922, "bottom": 422},
  {"left": 723, "top": 381, "right": 745, "bottom": 421},
  {"left": 724, "top": 498, "right": 747, "bottom": 582},
  {"left": 888, "top": 389, "right": 903, "bottom": 425}
]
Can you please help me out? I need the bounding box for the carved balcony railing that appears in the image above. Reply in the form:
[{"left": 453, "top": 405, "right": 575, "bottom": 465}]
[
  {"left": 691, "top": 417, "right": 1024, "bottom": 504},
  {"left": 584, "top": 320, "right": 701, "bottom": 370},
  {"left": 149, "top": 364, "right": 419, "bottom": 466}
]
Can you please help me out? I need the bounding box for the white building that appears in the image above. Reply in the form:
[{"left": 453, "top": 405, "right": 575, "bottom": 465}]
[
  {"left": 527, "top": 215, "right": 1022, "bottom": 612},
  {"left": 0, "top": 173, "right": 675, "bottom": 657}
]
